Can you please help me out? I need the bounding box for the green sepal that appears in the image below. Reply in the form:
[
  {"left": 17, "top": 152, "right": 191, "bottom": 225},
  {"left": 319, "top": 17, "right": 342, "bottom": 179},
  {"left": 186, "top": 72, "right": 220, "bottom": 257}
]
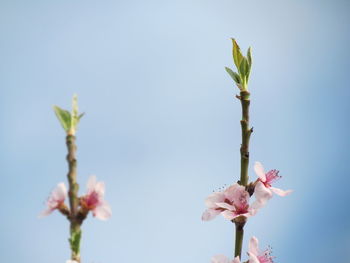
[
  {"left": 225, "top": 67, "right": 241, "bottom": 85},
  {"left": 69, "top": 229, "right": 82, "bottom": 255},
  {"left": 53, "top": 106, "right": 71, "bottom": 132}
]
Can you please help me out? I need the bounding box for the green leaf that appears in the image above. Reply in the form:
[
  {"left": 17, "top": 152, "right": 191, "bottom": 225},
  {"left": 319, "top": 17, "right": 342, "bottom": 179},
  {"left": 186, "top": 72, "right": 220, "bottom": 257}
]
[
  {"left": 239, "top": 58, "right": 249, "bottom": 77},
  {"left": 53, "top": 106, "right": 71, "bottom": 132},
  {"left": 69, "top": 229, "right": 82, "bottom": 255},
  {"left": 71, "top": 94, "right": 78, "bottom": 129},
  {"left": 225, "top": 67, "right": 241, "bottom": 84},
  {"left": 246, "top": 47, "right": 252, "bottom": 81},
  {"left": 232, "top": 39, "right": 243, "bottom": 71},
  {"left": 247, "top": 47, "right": 252, "bottom": 67}
]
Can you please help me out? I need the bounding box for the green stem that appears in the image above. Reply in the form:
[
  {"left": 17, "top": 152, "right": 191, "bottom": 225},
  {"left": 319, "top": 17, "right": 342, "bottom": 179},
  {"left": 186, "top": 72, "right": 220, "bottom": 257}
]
[
  {"left": 234, "top": 223, "right": 244, "bottom": 258},
  {"left": 66, "top": 135, "right": 81, "bottom": 262},
  {"left": 234, "top": 90, "right": 252, "bottom": 259},
  {"left": 239, "top": 90, "right": 252, "bottom": 186}
]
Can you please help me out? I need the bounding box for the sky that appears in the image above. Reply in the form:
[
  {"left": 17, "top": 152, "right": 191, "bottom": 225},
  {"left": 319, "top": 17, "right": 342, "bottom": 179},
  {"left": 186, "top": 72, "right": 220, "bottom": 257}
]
[{"left": 1, "top": 0, "right": 350, "bottom": 263}]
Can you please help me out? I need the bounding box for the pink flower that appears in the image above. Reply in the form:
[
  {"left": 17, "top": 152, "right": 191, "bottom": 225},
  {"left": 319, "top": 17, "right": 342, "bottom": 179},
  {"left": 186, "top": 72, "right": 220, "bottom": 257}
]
[
  {"left": 211, "top": 255, "right": 241, "bottom": 263},
  {"left": 39, "top": 182, "right": 67, "bottom": 217},
  {"left": 202, "top": 184, "right": 262, "bottom": 221},
  {"left": 248, "top": 236, "right": 275, "bottom": 263},
  {"left": 81, "top": 176, "right": 112, "bottom": 220},
  {"left": 254, "top": 162, "right": 292, "bottom": 205},
  {"left": 66, "top": 260, "right": 79, "bottom": 263}
]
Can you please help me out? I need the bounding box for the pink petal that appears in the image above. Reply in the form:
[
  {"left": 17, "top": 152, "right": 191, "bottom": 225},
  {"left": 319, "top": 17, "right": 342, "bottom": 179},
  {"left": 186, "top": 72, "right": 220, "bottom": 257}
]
[
  {"left": 248, "top": 236, "right": 259, "bottom": 257},
  {"left": 254, "top": 181, "right": 273, "bottom": 206},
  {"left": 52, "top": 183, "right": 67, "bottom": 202},
  {"left": 254, "top": 162, "right": 266, "bottom": 182},
  {"left": 232, "top": 256, "right": 241, "bottom": 263},
  {"left": 86, "top": 175, "right": 97, "bottom": 193},
  {"left": 211, "top": 255, "right": 231, "bottom": 263},
  {"left": 93, "top": 200, "right": 112, "bottom": 220},
  {"left": 39, "top": 182, "right": 67, "bottom": 218},
  {"left": 215, "top": 202, "right": 235, "bottom": 211},
  {"left": 202, "top": 209, "right": 221, "bottom": 221},
  {"left": 205, "top": 192, "right": 226, "bottom": 209},
  {"left": 248, "top": 252, "right": 260, "bottom": 263},
  {"left": 224, "top": 184, "right": 243, "bottom": 201},
  {"left": 221, "top": 210, "right": 238, "bottom": 220},
  {"left": 94, "top": 181, "right": 105, "bottom": 196},
  {"left": 270, "top": 187, "right": 293, "bottom": 197},
  {"left": 248, "top": 202, "right": 261, "bottom": 216},
  {"left": 38, "top": 208, "right": 53, "bottom": 218},
  {"left": 224, "top": 184, "right": 250, "bottom": 211}
]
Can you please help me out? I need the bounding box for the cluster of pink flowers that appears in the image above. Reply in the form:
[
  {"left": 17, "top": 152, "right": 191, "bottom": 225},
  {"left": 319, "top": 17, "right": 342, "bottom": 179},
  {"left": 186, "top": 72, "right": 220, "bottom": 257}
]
[
  {"left": 203, "top": 161, "right": 292, "bottom": 262},
  {"left": 202, "top": 161, "right": 292, "bottom": 222},
  {"left": 211, "top": 236, "right": 274, "bottom": 263},
  {"left": 40, "top": 176, "right": 111, "bottom": 220}
]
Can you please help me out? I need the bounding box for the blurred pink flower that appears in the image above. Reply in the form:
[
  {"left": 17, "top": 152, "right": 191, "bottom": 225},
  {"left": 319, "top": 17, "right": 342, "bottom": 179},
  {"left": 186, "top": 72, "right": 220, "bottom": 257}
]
[
  {"left": 211, "top": 255, "right": 241, "bottom": 263},
  {"left": 202, "top": 184, "right": 262, "bottom": 221},
  {"left": 81, "top": 176, "right": 112, "bottom": 220},
  {"left": 254, "top": 162, "right": 292, "bottom": 205},
  {"left": 39, "top": 182, "right": 67, "bottom": 217},
  {"left": 248, "top": 236, "right": 274, "bottom": 263},
  {"left": 66, "top": 260, "right": 79, "bottom": 263}
]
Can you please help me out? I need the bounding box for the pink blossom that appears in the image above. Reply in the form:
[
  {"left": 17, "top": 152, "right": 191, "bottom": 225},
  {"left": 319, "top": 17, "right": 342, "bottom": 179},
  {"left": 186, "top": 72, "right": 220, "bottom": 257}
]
[
  {"left": 248, "top": 236, "right": 274, "bottom": 263},
  {"left": 202, "top": 184, "right": 262, "bottom": 221},
  {"left": 81, "top": 176, "right": 112, "bottom": 220},
  {"left": 211, "top": 255, "right": 241, "bottom": 263},
  {"left": 39, "top": 182, "right": 67, "bottom": 217},
  {"left": 66, "top": 260, "right": 79, "bottom": 263},
  {"left": 254, "top": 162, "right": 292, "bottom": 205}
]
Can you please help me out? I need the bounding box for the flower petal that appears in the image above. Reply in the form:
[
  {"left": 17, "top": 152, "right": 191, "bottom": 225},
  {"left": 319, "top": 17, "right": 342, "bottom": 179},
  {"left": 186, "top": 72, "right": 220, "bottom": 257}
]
[
  {"left": 270, "top": 187, "right": 293, "bottom": 197},
  {"left": 232, "top": 256, "right": 241, "bottom": 263},
  {"left": 202, "top": 209, "right": 221, "bottom": 221},
  {"left": 38, "top": 208, "right": 53, "bottom": 218},
  {"left": 254, "top": 162, "right": 266, "bottom": 182},
  {"left": 211, "top": 254, "right": 231, "bottom": 263},
  {"left": 248, "top": 202, "right": 261, "bottom": 216},
  {"left": 248, "top": 236, "right": 259, "bottom": 256},
  {"left": 215, "top": 202, "right": 235, "bottom": 211},
  {"left": 93, "top": 200, "right": 112, "bottom": 220},
  {"left": 94, "top": 181, "right": 105, "bottom": 196},
  {"left": 205, "top": 192, "right": 226, "bottom": 209},
  {"left": 86, "top": 175, "right": 97, "bottom": 193},
  {"left": 254, "top": 181, "right": 273, "bottom": 206},
  {"left": 221, "top": 210, "right": 238, "bottom": 220},
  {"left": 52, "top": 183, "right": 67, "bottom": 202},
  {"left": 248, "top": 252, "right": 260, "bottom": 263},
  {"left": 224, "top": 184, "right": 243, "bottom": 201}
]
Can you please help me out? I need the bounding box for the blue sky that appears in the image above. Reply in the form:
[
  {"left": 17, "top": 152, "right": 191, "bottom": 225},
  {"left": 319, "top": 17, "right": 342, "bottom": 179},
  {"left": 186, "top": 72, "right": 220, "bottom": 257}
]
[{"left": 1, "top": 0, "right": 350, "bottom": 262}]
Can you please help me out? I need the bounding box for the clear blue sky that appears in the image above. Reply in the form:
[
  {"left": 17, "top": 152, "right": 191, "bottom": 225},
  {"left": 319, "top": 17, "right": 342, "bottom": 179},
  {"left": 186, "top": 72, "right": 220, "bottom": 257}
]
[{"left": 1, "top": 0, "right": 349, "bottom": 262}]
